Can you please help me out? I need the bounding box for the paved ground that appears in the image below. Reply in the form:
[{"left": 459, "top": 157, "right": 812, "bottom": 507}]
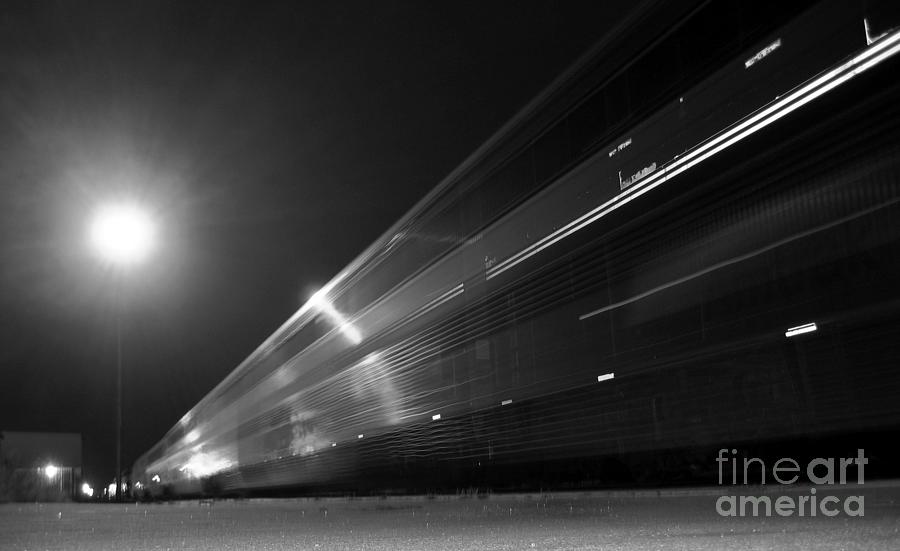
[{"left": 2, "top": 484, "right": 899, "bottom": 550}]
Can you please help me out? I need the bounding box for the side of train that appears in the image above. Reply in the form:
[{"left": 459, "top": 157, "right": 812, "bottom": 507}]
[{"left": 134, "top": 0, "right": 900, "bottom": 498}]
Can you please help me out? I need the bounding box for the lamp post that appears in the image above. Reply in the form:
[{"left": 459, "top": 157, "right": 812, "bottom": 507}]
[{"left": 89, "top": 203, "right": 155, "bottom": 501}]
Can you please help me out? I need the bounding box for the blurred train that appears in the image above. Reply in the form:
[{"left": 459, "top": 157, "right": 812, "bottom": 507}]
[{"left": 133, "top": 0, "right": 900, "bottom": 498}]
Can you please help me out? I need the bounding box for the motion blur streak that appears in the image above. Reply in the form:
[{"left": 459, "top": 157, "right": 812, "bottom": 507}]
[
  {"left": 579, "top": 197, "right": 900, "bottom": 321},
  {"left": 310, "top": 290, "right": 363, "bottom": 344},
  {"left": 487, "top": 28, "right": 900, "bottom": 281}
]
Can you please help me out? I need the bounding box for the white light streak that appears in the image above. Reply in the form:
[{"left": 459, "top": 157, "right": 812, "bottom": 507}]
[
  {"left": 310, "top": 291, "right": 363, "bottom": 344},
  {"left": 597, "top": 373, "right": 615, "bottom": 382},
  {"left": 501, "top": 399, "right": 513, "bottom": 406},
  {"left": 406, "top": 283, "right": 465, "bottom": 324},
  {"left": 745, "top": 38, "right": 782, "bottom": 69},
  {"left": 485, "top": 30, "right": 900, "bottom": 281},
  {"left": 179, "top": 452, "right": 231, "bottom": 478},
  {"left": 360, "top": 352, "right": 381, "bottom": 366},
  {"left": 785, "top": 322, "right": 818, "bottom": 338}
]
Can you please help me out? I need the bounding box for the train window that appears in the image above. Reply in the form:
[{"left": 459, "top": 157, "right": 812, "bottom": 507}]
[
  {"left": 627, "top": 34, "right": 682, "bottom": 116},
  {"left": 531, "top": 119, "right": 572, "bottom": 187},
  {"left": 677, "top": 0, "right": 741, "bottom": 83},
  {"left": 418, "top": 204, "right": 462, "bottom": 249},
  {"left": 737, "top": 0, "right": 815, "bottom": 50},
  {"left": 568, "top": 87, "right": 608, "bottom": 157},
  {"left": 475, "top": 339, "right": 491, "bottom": 361},
  {"left": 479, "top": 151, "right": 535, "bottom": 225},
  {"left": 604, "top": 74, "right": 631, "bottom": 134},
  {"left": 456, "top": 187, "right": 483, "bottom": 240}
]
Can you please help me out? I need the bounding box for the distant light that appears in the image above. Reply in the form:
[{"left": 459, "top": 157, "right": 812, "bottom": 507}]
[
  {"left": 81, "top": 483, "right": 94, "bottom": 498},
  {"left": 597, "top": 373, "right": 615, "bottom": 382},
  {"left": 500, "top": 399, "right": 513, "bottom": 406},
  {"left": 134, "top": 481, "right": 143, "bottom": 490},
  {"left": 108, "top": 482, "right": 117, "bottom": 498},
  {"left": 89, "top": 203, "right": 155, "bottom": 265},
  {"left": 785, "top": 322, "right": 817, "bottom": 337},
  {"left": 151, "top": 474, "right": 161, "bottom": 483},
  {"left": 331, "top": 442, "right": 337, "bottom": 447},
  {"left": 44, "top": 464, "right": 59, "bottom": 480},
  {"left": 431, "top": 414, "right": 441, "bottom": 421},
  {"left": 185, "top": 429, "right": 199, "bottom": 443},
  {"left": 357, "top": 434, "right": 364, "bottom": 439}
]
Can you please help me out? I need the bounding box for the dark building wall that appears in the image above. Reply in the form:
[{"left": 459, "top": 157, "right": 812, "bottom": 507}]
[{"left": 0, "top": 431, "right": 83, "bottom": 501}]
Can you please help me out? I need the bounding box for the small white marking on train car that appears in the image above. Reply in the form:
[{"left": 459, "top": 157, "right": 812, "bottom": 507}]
[
  {"left": 745, "top": 38, "right": 782, "bottom": 69},
  {"left": 864, "top": 18, "right": 888, "bottom": 46},
  {"left": 432, "top": 414, "right": 441, "bottom": 421},
  {"left": 501, "top": 399, "right": 513, "bottom": 406},
  {"left": 785, "top": 322, "right": 817, "bottom": 337},
  {"left": 597, "top": 373, "right": 615, "bottom": 382},
  {"left": 608, "top": 137, "right": 632, "bottom": 158}
]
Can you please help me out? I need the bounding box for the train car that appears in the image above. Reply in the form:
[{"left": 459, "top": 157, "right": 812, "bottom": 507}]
[{"left": 133, "top": 0, "right": 900, "bottom": 498}]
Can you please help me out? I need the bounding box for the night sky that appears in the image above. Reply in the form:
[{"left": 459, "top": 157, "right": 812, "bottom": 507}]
[{"left": 0, "top": 1, "right": 634, "bottom": 486}]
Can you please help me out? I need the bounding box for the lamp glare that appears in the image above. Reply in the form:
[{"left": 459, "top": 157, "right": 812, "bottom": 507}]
[{"left": 90, "top": 204, "right": 154, "bottom": 265}]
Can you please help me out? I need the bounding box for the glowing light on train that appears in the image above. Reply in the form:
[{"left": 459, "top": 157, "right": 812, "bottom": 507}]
[
  {"left": 310, "top": 290, "right": 363, "bottom": 344},
  {"left": 360, "top": 352, "right": 381, "bottom": 366},
  {"left": 785, "top": 322, "right": 817, "bottom": 338},
  {"left": 179, "top": 452, "right": 232, "bottom": 478},
  {"left": 432, "top": 414, "right": 441, "bottom": 421}
]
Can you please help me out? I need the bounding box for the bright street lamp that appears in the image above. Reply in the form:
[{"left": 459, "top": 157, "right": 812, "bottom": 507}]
[
  {"left": 89, "top": 202, "right": 155, "bottom": 501},
  {"left": 89, "top": 204, "right": 155, "bottom": 265}
]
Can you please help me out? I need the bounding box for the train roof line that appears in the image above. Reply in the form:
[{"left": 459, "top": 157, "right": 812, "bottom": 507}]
[{"left": 164, "top": 0, "right": 686, "bottom": 442}]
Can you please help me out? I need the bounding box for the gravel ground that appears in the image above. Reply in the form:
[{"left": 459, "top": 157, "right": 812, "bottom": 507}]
[{"left": 2, "top": 484, "right": 899, "bottom": 550}]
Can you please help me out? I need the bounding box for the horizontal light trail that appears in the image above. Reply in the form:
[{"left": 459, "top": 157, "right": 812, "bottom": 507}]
[
  {"left": 487, "top": 30, "right": 900, "bottom": 281},
  {"left": 578, "top": 197, "right": 900, "bottom": 321},
  {"left": 785, "top": 322, "right": 818, "bottom": 337}
]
